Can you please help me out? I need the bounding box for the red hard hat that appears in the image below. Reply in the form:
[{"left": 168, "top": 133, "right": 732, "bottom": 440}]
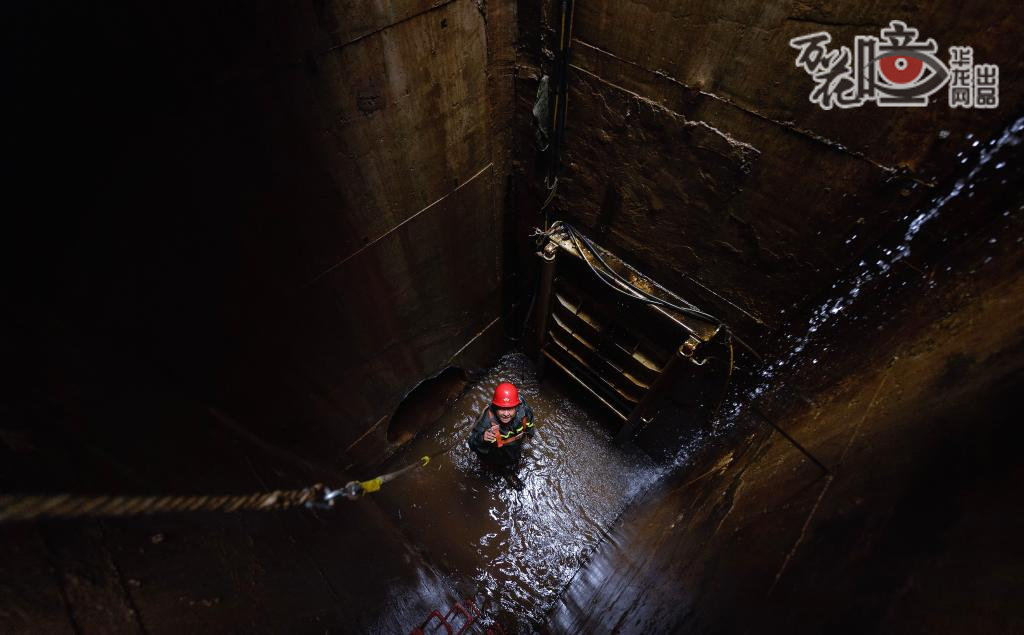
[{"left": 492, "top": 382, "right": 521, "bottom": 408}]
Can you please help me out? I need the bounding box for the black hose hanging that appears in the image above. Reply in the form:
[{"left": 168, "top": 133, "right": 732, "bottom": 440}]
[
  {"left": 557, "top": 222, "right": 763, "bottom": 362},
  {"left": 542, "top": 0, "right": 576, "bottom": 229},
  {"left": 564, "top": 223, "right": 722, "bottom": 323}
]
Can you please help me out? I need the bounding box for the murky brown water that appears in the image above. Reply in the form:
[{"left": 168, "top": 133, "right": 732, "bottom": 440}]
[{"left": 374, "top": 352, "right": 660, "bottom": 633}]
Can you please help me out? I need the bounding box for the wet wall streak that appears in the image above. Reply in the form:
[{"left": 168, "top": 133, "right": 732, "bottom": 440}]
[
  {"left": 542, "top": 114, "right": 1024, "bottom": 634},
  {"left": 505, "top": 6, "right": 1024, "bottom": 631},
  {"left": 515, "top": 0, "right": 1024, "bottom": 353},
  {"left": 750, "top": 116, "right": 1024, "bottom": 400}
]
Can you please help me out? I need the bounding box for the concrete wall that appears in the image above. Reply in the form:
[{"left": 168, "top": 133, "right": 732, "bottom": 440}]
[
  {"left": 1, "top": 1, "right": 517, "bottom": 631},
  {"left": 515, "top": 0, "right": 1024, "bottom": 345},
  {"left": 542, "top": 157, "right": 1024, "bottom": 632},
  {"left": 4, "top": 0, "right": 516, "bottom": 469},
  {"left": 522, "top": 2, "right": 1024, "bottom": 630}
]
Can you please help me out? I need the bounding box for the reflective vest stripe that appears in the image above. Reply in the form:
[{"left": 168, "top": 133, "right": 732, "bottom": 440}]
[{"left": 487, "top": 410, "right": 529, "bottom": 447}]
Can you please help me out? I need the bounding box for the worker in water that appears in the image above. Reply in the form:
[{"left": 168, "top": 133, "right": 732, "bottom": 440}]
[{"left": 467, "top": 382, "right": 536, "bottom": 486}]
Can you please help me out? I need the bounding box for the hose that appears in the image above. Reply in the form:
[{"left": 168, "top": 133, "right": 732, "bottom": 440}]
[{"left": 559, "top": 223, "right": 763, "bottom": 362}]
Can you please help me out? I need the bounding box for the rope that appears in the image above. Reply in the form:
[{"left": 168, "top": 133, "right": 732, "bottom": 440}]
[
  {"left": 0, "top": 484, "right": 327, "bottom": 523},
  {"left": 0, "top": 455, "right": 444, "bottom": 523},
  {"left": 0, "top": 452, "right": 449, "bottom": 522},
  {"left": 337, "top": 405, "right": 530, "bottom": 502},
  {"left": 1, "top": 421, "right": 483, "bottom": 523},
  {"left": 327, "top": 454, "right": 437, "bottom": 502}
]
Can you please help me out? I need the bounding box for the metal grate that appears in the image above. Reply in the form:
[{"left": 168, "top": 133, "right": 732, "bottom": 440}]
[{"left": 531, "top": 226, "right": 730, "bottom": 440}]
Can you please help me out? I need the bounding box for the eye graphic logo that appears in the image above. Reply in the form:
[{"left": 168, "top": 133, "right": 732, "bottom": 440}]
[
  {"left": 878, "top": 54, "right": 924, "bottom": 85},
  {"left": 790, "top": 20, "right": 998, "bottom": 110},
  {"left": 865, "top": 45, "right": 949, "bottom": 107}
]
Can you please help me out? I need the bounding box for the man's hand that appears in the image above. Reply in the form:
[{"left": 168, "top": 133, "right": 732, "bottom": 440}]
[{"left": 483, "top": 425, "right": 498, "bottom": 442}]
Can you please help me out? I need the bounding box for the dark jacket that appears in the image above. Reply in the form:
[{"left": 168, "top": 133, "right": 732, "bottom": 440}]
[{"left": 467, "top": 401, "right": 536, "bottom": 466}]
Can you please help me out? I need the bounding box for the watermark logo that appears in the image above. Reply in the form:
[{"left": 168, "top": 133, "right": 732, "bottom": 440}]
[{"left": 790, "top": 20, "right": 999, "bottom": 110}]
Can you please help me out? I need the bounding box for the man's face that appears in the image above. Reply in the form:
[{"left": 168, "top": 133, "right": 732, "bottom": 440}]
[{"left": 497, "top": 407, "right": 515, "bottom": 424}]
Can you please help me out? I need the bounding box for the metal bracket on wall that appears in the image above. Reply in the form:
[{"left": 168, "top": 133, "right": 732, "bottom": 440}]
[{"left": 530, "top": 226, "right": 730, "bottom": 440}]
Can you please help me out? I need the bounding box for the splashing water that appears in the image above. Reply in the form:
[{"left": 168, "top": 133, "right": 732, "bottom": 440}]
[
  {"left": 899, "top": 118, "right": 1024, "bottom": 259},
  {"left": 376, "top": 352, "right": 661, "bottom": 632},
  {"left": 374, "top": 117, "right": 1024, "bottom": 631},
  {"left": 692, "top": 116, "right": 1024, "bottom": 444},
  {"left": 745, "top": 117, "right": 1024, "bottom": 403}
]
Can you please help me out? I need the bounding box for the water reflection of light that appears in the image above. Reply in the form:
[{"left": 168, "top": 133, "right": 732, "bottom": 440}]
[
  {"left": 761, "top": 117, "right": 1022, "bottom": 392},
  {"left": 382, "top": 119, "right": 1024, "bottom": 631},
  {"left": 383, "top": 352, "right": 660, "bottom": 632},
  {"left": 682, "top": 116, "right": 1024, "bottom": 468}
]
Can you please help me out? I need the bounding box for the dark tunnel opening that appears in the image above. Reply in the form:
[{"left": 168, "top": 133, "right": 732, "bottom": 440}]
[{"left": 386, "top": 367, "right": 470, "bottom": 446}]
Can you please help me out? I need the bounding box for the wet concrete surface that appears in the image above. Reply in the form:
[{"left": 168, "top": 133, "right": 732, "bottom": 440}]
[
  {"left": 4, "top": 0, "right": 512, "bottom": 481},
  {"left": 543, "top": 269, "right": 1024, "bottom": 632},
  {"left": 3, "top": 1, "right": 1024, "bottom": 632},
  {"left": 373, "top": 353, "right": 661, "bottom": 632},
  {"left": 512, "top": 0, "right": 1024, "bottom": 354},
  {"left": 537, "top": 120, "right": 1024, "bottom": 634},
  {"left": 0, "top": 314, "right": 466, "bottom": 634}
]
